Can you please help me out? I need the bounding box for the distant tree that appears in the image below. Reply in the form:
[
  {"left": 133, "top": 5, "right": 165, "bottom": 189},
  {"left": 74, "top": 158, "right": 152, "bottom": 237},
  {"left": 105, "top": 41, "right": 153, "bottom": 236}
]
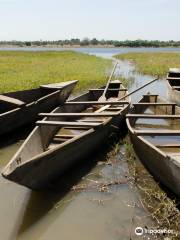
[
  {"left": 90, "top": 38, "right": 99, "bottom": 45},
  {"left": 25, "top": 41, "right": 31, "bottom": 47},
  {"left": 80, "top": 38, "right": 90, "bottom": 46},
  {"left": 100, "top": 39, "right": 106, "bottom": 45},
  {"left": 70, "top": 38, "right": 80, "bottom": 45}
]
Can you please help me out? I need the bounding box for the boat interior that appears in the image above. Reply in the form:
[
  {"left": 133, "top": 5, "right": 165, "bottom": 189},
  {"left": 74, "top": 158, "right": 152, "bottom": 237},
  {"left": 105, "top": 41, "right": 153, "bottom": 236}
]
[
  {"left": 167, "top": 71, "right": 180, "bottom": 91},
  {"left": 37, "top": 81, "right": 129, "bottom": 152},
  {"left": 128, "top": 94, "right": 180, "bottom": 161},
  {"left": 0, "top": 87, "right": 60, "bottom": 114},
  {"left": 9, "top": 81, "right": 130, "bottom": 167}
]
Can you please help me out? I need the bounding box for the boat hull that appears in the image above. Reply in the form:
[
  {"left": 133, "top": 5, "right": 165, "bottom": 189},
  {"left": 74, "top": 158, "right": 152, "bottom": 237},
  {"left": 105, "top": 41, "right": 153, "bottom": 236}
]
[
  {"left": 167, "top": 80, "right": 180, "bottom": 106},
  {"left": 0, "top": 81, "right": 77, "bottom": 135},
  {"left": 129, "top": 131, "right": 180, "bottom": 196},
  {"left": 5, "top": 123, "right": 112, "bottom": 189},
  {"left": 2, "top": 81, "right": 130, "bottom": 189}
]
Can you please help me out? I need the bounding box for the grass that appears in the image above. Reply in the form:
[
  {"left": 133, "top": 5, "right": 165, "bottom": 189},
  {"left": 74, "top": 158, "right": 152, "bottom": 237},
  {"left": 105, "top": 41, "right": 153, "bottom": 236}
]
[
  {"left": 0, "top": 51, "right": 112, "bottom": 93},
  {"left": 115, "top": 52, "right": 180, "bottom": 77}
]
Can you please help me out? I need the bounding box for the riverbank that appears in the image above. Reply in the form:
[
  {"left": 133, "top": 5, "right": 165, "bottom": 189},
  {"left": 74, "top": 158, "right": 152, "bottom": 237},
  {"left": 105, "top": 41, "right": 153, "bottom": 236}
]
[
  {"left": 115, "top": 52, "right": 180, "bottom": 77},
  {"left": 0, "top": 51, "right": 112, "bottom": 93},
  {"left": 1, "top": 45, "right": 180, "bottom": 49}
]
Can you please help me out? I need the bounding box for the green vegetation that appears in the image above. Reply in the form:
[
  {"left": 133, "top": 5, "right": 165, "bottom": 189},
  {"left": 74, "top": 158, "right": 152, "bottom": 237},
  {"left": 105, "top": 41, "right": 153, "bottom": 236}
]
[
  {"left": 0, "top": 51, "right": 112, "bottom": 93},
  {"left": 115, "top": 52, "right": 180, "bottom": 77},
  {"left": 1, "top": 39, "right": 180, "bottom": 48}
]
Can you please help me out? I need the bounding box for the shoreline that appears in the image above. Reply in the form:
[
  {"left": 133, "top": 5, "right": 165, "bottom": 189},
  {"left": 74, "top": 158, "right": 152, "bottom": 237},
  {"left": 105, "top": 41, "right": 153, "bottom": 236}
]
[{"left": 0, "top": 45, "right": 180, "bottom": 49}]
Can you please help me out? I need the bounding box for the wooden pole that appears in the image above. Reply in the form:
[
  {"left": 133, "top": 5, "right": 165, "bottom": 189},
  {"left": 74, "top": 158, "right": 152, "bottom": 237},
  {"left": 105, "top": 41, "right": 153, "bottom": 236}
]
[
  {"left": 98, "top": 61, "right": 118, "bottom": 101},
  {"left": 119, "top": 77, "right": 159, "bottom": 101}
]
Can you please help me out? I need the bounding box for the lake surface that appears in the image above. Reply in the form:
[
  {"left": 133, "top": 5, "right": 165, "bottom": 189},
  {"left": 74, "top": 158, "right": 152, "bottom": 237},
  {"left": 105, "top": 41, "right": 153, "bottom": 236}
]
[
  {"left": 0, "top": 47, "right": 179, "bottom": 240},
  {"left": 1, "top": 46, "right": 180, "bottom": 58}
]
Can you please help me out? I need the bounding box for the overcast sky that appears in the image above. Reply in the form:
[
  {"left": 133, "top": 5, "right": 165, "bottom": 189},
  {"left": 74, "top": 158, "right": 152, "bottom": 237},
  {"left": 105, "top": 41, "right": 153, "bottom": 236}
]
[{"left": 0, "top": 0, "right": 179, "bottom": 41}]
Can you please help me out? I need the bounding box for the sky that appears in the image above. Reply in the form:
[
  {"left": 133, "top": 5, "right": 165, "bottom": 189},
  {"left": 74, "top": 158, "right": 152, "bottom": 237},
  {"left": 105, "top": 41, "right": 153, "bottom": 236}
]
[{"left": 0, "top": 0, "right": 179, "bottom": 41}]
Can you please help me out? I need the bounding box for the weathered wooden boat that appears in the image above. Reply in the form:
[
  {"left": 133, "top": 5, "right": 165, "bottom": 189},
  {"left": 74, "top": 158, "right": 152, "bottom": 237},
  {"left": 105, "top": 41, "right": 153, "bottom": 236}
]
[
  {"left": 2, "top": 80, "right": 130, "bottom": 190},
  {"left": 167, "top": 68, "right": 180, "bottom": 105},
  {"left": 126, "top": 94, "right": 180, "bottom": 196},
  {"left": 0, "top": 80, "right": 77, "bottom": 135}
]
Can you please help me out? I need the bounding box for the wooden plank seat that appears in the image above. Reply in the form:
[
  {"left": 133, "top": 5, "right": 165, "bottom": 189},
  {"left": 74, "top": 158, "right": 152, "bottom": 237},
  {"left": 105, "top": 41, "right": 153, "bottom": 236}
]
[
  {"left": 65, "top": 101, "right": 129, "bottom": 105},
  {"left": 127, "top": 114, "right": 180, "bottom": 119},
  {"left": 133, "top": 129, "right": 180, "bottom": 136},
  {"left": 36, "top": 120, "right": 102, "bottom": 128},
  {"left": 77, "top": 119, "right": 105, "bottom": 123},
  {"left": 39, "top": 112, "right": 120, "bottom": 117},
  {"left": 0, "top": 95, "right": 25, "bottom": 106}
]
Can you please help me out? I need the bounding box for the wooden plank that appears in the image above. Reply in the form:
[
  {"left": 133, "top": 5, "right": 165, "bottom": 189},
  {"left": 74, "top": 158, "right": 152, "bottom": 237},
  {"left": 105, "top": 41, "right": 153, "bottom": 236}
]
[
  {"left": 0, "top": 95, "right": 25, "bottom": 106},
  {"left": 134, "top": 129, "right": 180, "bottom": 136},
  {"left": 39, "top": 112, "right": 120, "bottom": 117},
  {"left": 78, "top": 119, "right": 104, "bottom": 123},
  {"left": 65, "top": 101, "right": 129, "bottom": 105},
  {"left": 36, "top": 120, "right": 102, "bottom": 128},
  {"left": 133, "top": 102, "right": 176, "bottom": 106},
  {"left": 127, "top": 114, "right": 180, "bottom": 119}
]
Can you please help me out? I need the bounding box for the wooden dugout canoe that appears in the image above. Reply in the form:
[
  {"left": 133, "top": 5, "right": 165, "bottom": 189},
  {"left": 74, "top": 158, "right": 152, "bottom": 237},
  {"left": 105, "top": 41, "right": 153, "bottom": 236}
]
[
  {"left": 126, "top": 94, "right": 180, "bottom": 196},
  {"left": 2, "top": 80, "right": 130, "bottom": 190},
  {"left": 167, "top": 68, "right": 180, "bottom": 106},
  {"left": 0, "top": 80, "right": 77, "bottom": 135}
]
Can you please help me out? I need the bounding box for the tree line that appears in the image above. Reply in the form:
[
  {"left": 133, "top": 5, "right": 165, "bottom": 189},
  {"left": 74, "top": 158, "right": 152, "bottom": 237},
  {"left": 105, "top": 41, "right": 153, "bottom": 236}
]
[{"left": 1, "top": 38, "right": 180, "bottom": 47}]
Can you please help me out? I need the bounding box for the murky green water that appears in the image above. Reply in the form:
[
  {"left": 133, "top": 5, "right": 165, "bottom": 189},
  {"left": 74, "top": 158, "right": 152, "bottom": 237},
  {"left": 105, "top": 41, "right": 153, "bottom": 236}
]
[{"left": 0, "top": 51, "right": 179, "bottom": 240}]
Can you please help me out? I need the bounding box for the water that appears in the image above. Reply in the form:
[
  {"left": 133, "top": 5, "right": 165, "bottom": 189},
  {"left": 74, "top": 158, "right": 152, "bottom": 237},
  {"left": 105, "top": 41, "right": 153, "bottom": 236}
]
[
  {"left": 1, "top": 46, "right": 180, "bottom": 58},
  {"left": 0, "top": 47, "right": 179, "bottom": 240}
]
